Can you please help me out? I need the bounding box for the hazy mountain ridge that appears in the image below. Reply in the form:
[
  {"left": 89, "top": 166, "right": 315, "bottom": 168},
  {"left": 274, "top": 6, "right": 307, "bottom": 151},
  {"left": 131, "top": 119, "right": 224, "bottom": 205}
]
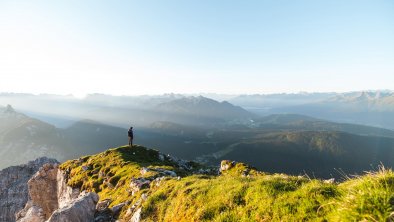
[
  {"left": 264, "top": 91, "right": 394, "bottom": 129},
  {"left": 0, "top": 94, "right": 255, "bottom": 128},
  {"left": 325, "top": 91, "right": 394, "bottom": 111},
  {"left": 155, "top": 96, "right": 255, "bottom": 126},
  {"left": 256, "top": 114, "right": 394, "bottom": 138},
  {"left": 227, "top": 90, "right": 394, "bottom": 111},
  {"left": 2, "top": 91, "right": 393, "bottom": 128},
  {"left": 229, "top": 92, "right": 337, "bottom": 110},
  {"left": 85, "top": 93, "right": 185, "bottom": 106},
  {"left": 0, "top": 105, "right": 65, "bottom": 169},
  {"left": 2, "top": 103, "right": 394, "bottom": 179},
  {"left": 0, "top": 106, "right": 126, "bottom": 169}
]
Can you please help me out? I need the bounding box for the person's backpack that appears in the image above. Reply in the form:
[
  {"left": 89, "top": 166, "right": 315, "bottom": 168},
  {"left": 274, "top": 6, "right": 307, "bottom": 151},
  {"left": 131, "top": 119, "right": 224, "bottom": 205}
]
[{"left": 128, "top": 129, "right": 133, "bottom": 138}]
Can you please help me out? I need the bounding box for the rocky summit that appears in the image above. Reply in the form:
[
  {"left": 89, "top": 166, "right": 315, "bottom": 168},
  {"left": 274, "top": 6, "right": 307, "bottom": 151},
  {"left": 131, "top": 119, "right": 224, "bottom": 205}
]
[{"left": 2, "top": 145, "right": 394, "bottom": 221}]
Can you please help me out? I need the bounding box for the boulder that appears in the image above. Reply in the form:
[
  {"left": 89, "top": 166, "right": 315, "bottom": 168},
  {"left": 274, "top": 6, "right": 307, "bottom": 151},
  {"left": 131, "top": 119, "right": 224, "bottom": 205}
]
[
  {"left": 111, "top": 202, "right": 128, "bottom": 216},
  {"left": 27, "top": 163, "right": 59, "bottom": 219},
  {"left": 129, "top": 178, "right": 150, "bottom": 194},
  {"left": 47, "top": 192, "right": 99, "bottom": 222},
  {"left": 57, "top": 168, "right": 80, "bottom": 209},
  {"left": 140, "top": 167, "right": 177, "bottom": 177},
  {"left": 130, "top": 208, "right": 142, "bottom": 222},
  {"left": 96, "top": 199, "right": 111, "bottom": 211},
  {"left": 15, "top": 204, "right": 45, "bottom": 222}
]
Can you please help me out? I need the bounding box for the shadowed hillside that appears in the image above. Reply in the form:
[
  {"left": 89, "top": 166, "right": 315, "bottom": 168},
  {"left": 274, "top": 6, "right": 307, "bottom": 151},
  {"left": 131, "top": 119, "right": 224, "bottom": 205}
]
[
  {"left": 0, "top": 106, "right": 126, "bottom": 169},
  {"left": 214, "top": 131, "right": 394, "bottom": 178}
]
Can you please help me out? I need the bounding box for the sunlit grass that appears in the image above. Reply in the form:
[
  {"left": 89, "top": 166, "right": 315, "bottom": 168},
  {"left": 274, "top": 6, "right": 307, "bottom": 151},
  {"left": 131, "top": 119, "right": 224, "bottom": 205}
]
[{"left": 60, "top": 145, "right": 394, "bottom": 221}]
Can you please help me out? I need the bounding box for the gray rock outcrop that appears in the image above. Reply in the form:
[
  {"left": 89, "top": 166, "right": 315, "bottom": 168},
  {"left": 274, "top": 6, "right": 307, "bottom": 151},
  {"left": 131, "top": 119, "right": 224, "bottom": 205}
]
[
  {"left": 15, "top": 201, "right": 45, "bottom": 222},
  {"left": 16, "top": 162, "right": 99, "bottom": 222},
  {"left": 27, "top": 163, "right": 60, "bottom": 219},
  {"left": 47, "top": 192, "right": 99, "bottom": 222},
  {"left": 130, "top": 208, "right": 141, "bottom": 222},
  {"left": 0, "top": 157, "right": 58, "bottom": 222}
]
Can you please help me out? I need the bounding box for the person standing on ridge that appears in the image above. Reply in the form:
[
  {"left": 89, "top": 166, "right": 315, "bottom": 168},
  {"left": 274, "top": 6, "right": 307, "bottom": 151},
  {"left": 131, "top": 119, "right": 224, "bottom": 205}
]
[{"left": 128, "top": 126, "right": 134, "bottom": 147}]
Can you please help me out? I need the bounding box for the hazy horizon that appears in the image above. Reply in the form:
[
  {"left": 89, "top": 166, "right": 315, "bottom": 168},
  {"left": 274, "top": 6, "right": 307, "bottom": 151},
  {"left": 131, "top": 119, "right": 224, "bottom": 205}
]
[{"left": 0, "top": 89, "right": 393, "bottom": 99}]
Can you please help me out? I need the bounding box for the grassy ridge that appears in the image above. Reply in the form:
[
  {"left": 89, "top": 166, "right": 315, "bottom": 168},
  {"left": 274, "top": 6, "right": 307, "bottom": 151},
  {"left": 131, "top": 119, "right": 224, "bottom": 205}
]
[
  {"left": 60, "top": 145, "right": 394, "bottom": 221},
  {"left": 144, "top": 169, "right": 394, "bottom": 221}
]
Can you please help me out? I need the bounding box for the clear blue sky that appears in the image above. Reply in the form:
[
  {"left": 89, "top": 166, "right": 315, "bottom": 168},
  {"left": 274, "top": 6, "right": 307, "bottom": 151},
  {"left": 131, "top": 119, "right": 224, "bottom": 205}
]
[{"left": 0, "top": 0, "right": 393, "bottom": 96}]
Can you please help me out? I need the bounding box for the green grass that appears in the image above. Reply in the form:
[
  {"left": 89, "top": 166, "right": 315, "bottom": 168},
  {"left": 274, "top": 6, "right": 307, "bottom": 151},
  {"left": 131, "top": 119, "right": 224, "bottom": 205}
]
[
  {"left": 60, "top": 145, "right": 394, "bottom": 221},
  {"left": 60, "top": 145, "right": 185, "bottom": 218},
  {"left": 142, "top": 174, "right": 335, "bottom": 222},
  {"left": 328, "top": 166, "right": 394, "bottom": 221}
]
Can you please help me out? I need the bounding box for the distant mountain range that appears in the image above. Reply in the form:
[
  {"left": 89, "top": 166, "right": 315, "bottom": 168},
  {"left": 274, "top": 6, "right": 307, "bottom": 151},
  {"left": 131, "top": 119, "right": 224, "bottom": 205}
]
[
  {"left": 1, "top": 90, "right": 393, "bottom": 128},
  {"left": 324, "top": 91, "right": 394, "bottom": 111},
  {"left": 0, "top": 94, "right": 254, "bottom": 128},
  {"left": 2, "top": 107, "right": 394, "bottom": 178},
  {"left": 256, "top": 114, "right": 394, "bottom": 138},
  {"left": 269, "top": 91, "right": 394, "bottom": 129},
  {"left": 2, "top": 91, "right": 394, "bottom": 178},
  {"left": 229, "top": 92, "right": 337, "bottom": 110},
  {"left": 223, "top": 90, "right": 394, "bottom": 129},
  {"left": 227, "top": 90, "right": 394, "bottom": 112}
]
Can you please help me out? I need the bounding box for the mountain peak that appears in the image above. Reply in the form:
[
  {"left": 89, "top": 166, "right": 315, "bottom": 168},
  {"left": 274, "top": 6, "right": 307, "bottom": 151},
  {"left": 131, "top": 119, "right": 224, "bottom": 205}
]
[
  {"left": 155, "top": 96, "right": 254, "bottom": 124},
  {"left": 4, "top": 104, "right": 15, "bottom": 113}
]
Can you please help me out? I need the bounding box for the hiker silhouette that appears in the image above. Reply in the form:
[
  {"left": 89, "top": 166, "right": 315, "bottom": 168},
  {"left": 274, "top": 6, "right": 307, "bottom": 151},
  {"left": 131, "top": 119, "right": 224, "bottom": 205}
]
[{"left": 128, "top": 127, "right": 134, "bottom": 147}]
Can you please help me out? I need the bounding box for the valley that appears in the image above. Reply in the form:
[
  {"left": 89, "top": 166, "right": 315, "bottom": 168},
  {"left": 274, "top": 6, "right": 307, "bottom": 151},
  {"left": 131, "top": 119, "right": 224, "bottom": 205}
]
[{"left": 1, "top": 92, "right": 394, "bottom": 180}]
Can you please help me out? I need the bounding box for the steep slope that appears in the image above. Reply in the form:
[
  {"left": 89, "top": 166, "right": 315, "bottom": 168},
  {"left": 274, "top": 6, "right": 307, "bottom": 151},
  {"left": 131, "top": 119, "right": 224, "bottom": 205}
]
[
  {"left": 0, "top": 106, "right": 127, "bottom": 169},
  {"left": 0, "top": 105, "right": 66, "bottom": 168},
  {"left": 210, "top": 131, "right": 394, "bottom": 178},
  {"left": 59, "top": 145, "right": 394, "bottom": 221}
]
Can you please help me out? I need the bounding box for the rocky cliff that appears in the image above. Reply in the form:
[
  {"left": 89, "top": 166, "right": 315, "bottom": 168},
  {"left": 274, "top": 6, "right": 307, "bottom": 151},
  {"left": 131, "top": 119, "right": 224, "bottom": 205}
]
[
  {"left": 16, "top": 162, "right": 99, "bottom": 222},
  {"left": 0, "top": 157, "right": 58, "bottom": 222}
]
